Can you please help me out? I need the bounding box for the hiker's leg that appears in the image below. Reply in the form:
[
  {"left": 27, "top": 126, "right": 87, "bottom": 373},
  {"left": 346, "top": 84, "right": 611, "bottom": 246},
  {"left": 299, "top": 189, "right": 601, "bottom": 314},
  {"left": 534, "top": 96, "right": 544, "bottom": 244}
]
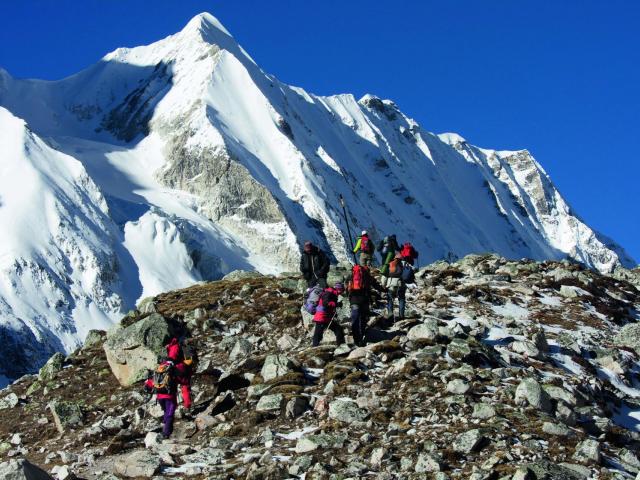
[
  {"left": 398, "top": 286, "right": 406, "bottom": 319},
  {"left": 386, "top": 290, "right": 394, "bottom": 316},
  {"left": 181, "top": 384, "right": 192, "bottom": 410},
  {"left": 330, "top": 321, "right": 345, "bottom": 345},
  {"left": 312, "top": 323, "right": 326, "bottom": 347},
  {"left": 350, "top": 305, "right": 362, "bottom": 346},
  {"left": 307, "top": 278, "right": 317, "bottom": 288},
  {"left": 163, "top": 398, "right": 177, "bottom": 438},
  {"left": 317, "top": 277, "right": 327, "bottom": 288}
]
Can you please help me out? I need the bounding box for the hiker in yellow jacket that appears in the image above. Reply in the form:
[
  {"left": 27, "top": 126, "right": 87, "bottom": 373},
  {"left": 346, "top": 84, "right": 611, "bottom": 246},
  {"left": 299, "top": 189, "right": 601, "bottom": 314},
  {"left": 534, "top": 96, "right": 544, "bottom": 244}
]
[{"left": 353, "top": 230, "right": 374, "bottom": 267}]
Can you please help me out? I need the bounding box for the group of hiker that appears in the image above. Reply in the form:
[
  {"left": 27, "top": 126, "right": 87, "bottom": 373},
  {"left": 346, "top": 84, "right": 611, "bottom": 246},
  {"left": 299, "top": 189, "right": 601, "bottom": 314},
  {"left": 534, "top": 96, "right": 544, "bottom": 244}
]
[
  {"left": 144, "top": 231, "right": 419, "bottom": 439},
  {"left": 301, "top": 231, "right": 419, "bottom": 348}
]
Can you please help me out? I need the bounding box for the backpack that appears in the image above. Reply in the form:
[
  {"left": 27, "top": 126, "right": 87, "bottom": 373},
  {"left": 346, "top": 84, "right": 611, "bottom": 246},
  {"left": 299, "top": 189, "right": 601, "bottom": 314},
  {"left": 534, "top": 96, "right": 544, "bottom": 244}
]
[
  {"left": 304, "top": 286, "right": 324, "bottom": 314},
  {"left": 400, "top": 242, "right": 418, "bottom": 261},
  {"left": 181, "top": 343, "right": 197, "bottom": 367},
  {"left": 315, "top": 289, "right": 336, "bottom": 316},
  {"left": 151, "top": 362, "right": 175, "bottom": 395},
  {"left": 361, "top": 235, "right": 373, "bottom": 254},
  {"left": 349, "top": 265, "right": 369, "bottom": 291},
  {"left": 401, "top": 263, "right": 415, "bottom": 284},
  {"left": 388, "top": 258, "right": 402, "bottom": 278}
]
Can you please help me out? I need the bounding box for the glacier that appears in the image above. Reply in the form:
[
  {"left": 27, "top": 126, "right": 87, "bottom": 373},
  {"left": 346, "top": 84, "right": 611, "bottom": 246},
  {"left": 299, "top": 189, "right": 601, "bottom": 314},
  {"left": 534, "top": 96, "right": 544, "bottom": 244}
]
[{"left": 0, "top": 12, "right": 635, "bottom": 381}]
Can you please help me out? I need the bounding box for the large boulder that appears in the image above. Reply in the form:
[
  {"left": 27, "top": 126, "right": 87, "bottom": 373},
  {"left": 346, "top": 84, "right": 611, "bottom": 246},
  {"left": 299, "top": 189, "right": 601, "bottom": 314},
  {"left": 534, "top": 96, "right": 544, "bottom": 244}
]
[
  {"left": 0, "top": 392, "right": 19, "bottom": 410},
  {"left": 49, "top": 400, "right": 83, "bottom": 433},
  {"left": 103, "top": 313, "right": 180, "bottom": 386},
  {"left": 261, "top": 355, "right": 296, "bottom": 382},
  {"left": 82, "top": 329, "right": 107, "bottom": 349},
  {"left": 114, "top": 450, "right": 161, "bottom": 477},
  {"left": 0, "top": 459, "right": 53, "bottom": 479},
  {"left": 515, "top": 378, "right": 553, "bottom": 413},
  {"left": 39, "top": 352, "right": 65, "bottom": 381}
]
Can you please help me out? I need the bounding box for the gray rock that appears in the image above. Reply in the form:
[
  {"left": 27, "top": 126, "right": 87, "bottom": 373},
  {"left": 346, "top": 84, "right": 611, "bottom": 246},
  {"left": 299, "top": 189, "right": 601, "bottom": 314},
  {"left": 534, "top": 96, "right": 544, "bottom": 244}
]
[
  {"left": 256, "top": 394, "right": 284, "bottom": 412},
  {"left": 472, "top": 403, "right": 496, "bottom": 419},
  {"left": 447, "top": 338, "right": 472, "bottom": 361},
  {"left": 542, "top": 422, "right": 572, "bottom": 436},
  {"left": 295, "top": 433, "right": 347, "bottom": 453},
  {"left": 527, "top": 460, "right": 587, "bottom": 480},
  {"left": 277, "top": 334, "right": 298, "bottom": 350},
  {"left": 543, "top": 385, "right": 577, "bottom": 406},
  {"left": 0, "top": 393, "right": 19, "bottom": 410},
  {"left": 614, "top": 323, "right": 640, "bottom": 355},
  {"left": 229, "top": 338, "right": 253, "bottom": 361},
  {"left": 181, "top": 447, "right": 225, "bottom": 465},
  {"left": 51, "top": 465, "right": 76, "bottom": 480},
  {"left": 100, "top": 415, "right": 125, "bottom": 433},
  {"left": 415, "top": 453, "right": 442, "bottom": 473},
  {"left": 39, "top": 352, "right": 65, "bottom": 381},
  {"left": 328, "top": 398, "right": 369, "bottom": 423},
  {"left": 114, "top": 449, "right": 161, "bottom": 477},
  {"left": 0, "top": 458, "right": 53, "bottom": 479},
  {"left": 144, "top": 432, "right": 162, "bottom": 449},
  {"left": 82, "top": 330, "right": 106, "bottom": 349},
  {"left": 48, "top": 401, "right": 83, "bottom": 433},
  {"left": 572, "top": 439, "right": 601, "bottom": 464},
  {"left": 453, "top": 429, "right": 486, "bottom": 453},
  {"left": 136, "top": 297, "right": 156, "bottom": 314},
  {"left": 511, "top": 340, "right": 542, "bottom": 359},
  {"left": 103, "top": 313, "right": 180, "bottom": 386},
  {"left": 620, "top": 448, "right": 640, "bottom": 473},
  {"left": 222, "top": 270, "right": 263, "bottom": 281},
  {"left": 514, "top": 378, "right": 552, "bottom": 413},
  {"left": 260, "top": 354, "right": 295, "bottom": 382},
  {"left": 407, "top": 320, "right": 439, "bottom": 341},
  {"left": 285, "top": 396, "right": 308, "bottom": 418},
  {"left": 446, "top": 379, "right": 470, "bottom": 395}
]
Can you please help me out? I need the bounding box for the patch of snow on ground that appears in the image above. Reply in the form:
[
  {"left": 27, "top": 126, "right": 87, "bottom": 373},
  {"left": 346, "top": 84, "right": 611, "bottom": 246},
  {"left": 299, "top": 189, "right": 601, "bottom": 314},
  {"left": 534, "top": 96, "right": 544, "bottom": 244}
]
[
  {"left": 276, "top": 426, "right": 318, "bottom": 441},
  {"left": 612, "top": 404, "right": 640, "bottom": 432},
  {"left": 538, "top": 294, "right": 563, "bottom": 307},
  {"left": 598, "top": 367, "right": 640, "bottom": 398},
  {"left": 491, "top": 303, "right": 530, "bottom": 320},
  {"left": 162, "top": 463, "right": 207, "bottom": 474}
]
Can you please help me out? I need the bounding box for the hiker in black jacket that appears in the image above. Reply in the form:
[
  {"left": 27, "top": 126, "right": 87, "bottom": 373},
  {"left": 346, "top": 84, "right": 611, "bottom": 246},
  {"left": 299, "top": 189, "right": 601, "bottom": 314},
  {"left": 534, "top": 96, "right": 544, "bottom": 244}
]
[{"left": 300, "top": 241, "right": 330, "bottom": 288}]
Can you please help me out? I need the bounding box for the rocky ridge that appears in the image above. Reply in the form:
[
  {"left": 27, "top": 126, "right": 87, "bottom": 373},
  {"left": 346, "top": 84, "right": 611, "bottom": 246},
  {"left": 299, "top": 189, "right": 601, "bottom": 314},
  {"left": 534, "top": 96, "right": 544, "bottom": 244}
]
[{"left": 1, "top": 255, "right": 640, "bottom": 479}]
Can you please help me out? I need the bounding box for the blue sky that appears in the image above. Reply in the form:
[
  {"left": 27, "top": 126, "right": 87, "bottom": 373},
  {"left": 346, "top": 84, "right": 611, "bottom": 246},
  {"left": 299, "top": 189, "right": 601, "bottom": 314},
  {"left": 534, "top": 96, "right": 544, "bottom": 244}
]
[{"left": 1, "top": 0, "right": 638, "bottom": 262}]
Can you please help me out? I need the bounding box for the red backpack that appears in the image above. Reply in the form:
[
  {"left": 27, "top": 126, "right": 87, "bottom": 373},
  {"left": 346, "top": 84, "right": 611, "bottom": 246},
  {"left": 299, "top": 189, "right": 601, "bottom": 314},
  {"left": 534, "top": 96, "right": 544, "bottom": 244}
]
[
  {"left": 388, "top": 258, "right": 402, "bottom": 278},
  {"left": 400, "top": 242, "right": 418, "bottom": 261},
  {"left": 349, "top": 265, "right": 369, "bottom": 291},
  {"left": 360, "top": 235, "right": 373, "bottom": 254}
]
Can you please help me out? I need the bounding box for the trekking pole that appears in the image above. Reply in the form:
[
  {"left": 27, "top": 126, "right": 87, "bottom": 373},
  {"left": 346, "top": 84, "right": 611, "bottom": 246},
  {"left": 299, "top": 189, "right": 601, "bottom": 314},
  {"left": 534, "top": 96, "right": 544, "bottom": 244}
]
[{"left": 339, "top": 194, "right": 357, "bottom": 264}]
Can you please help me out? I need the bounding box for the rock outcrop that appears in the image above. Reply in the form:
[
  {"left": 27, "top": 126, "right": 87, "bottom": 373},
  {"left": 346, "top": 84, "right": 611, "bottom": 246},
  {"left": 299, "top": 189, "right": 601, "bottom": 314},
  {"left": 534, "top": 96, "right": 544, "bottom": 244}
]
[
  {"left": 103, "top": 313, "right": 181, "bottom": 386},
  {"left": 0, "top": 255, "right": 639, "bottom": 478}
]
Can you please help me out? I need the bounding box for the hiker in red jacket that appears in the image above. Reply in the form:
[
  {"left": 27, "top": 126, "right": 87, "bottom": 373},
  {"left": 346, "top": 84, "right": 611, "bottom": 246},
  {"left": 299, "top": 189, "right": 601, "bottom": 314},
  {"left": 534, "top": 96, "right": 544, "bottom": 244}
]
[
  {"left": 312, "top": 283, "right": 346, "bottom": 347},
  {"left": 166, "top": 338, "right": 193, "bottom": 410}
]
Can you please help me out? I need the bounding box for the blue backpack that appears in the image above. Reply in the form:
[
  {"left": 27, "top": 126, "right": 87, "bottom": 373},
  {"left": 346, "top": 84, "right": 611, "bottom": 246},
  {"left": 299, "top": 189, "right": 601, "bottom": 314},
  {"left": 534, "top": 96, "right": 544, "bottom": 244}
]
[{"left": 401, "top": 264, "right": 415, "bottom": 284}]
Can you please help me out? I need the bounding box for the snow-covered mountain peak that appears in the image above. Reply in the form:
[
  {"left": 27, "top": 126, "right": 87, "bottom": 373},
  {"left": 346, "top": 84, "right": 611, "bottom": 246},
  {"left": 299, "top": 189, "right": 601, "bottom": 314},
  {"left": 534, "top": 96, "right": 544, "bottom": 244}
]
[
  {"left": 438, "top": 132, "right": 468, "bottom": 145},
  {"left": 0, "top": 12, "right": 635, "bottom": 382}
]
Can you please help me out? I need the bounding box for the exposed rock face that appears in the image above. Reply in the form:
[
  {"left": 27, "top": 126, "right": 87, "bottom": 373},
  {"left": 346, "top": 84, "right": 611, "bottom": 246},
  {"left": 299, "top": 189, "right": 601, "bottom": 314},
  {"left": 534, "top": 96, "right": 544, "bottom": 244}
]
[{"left": 103, "top": 313, "right": 181, "bottom": 386}]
